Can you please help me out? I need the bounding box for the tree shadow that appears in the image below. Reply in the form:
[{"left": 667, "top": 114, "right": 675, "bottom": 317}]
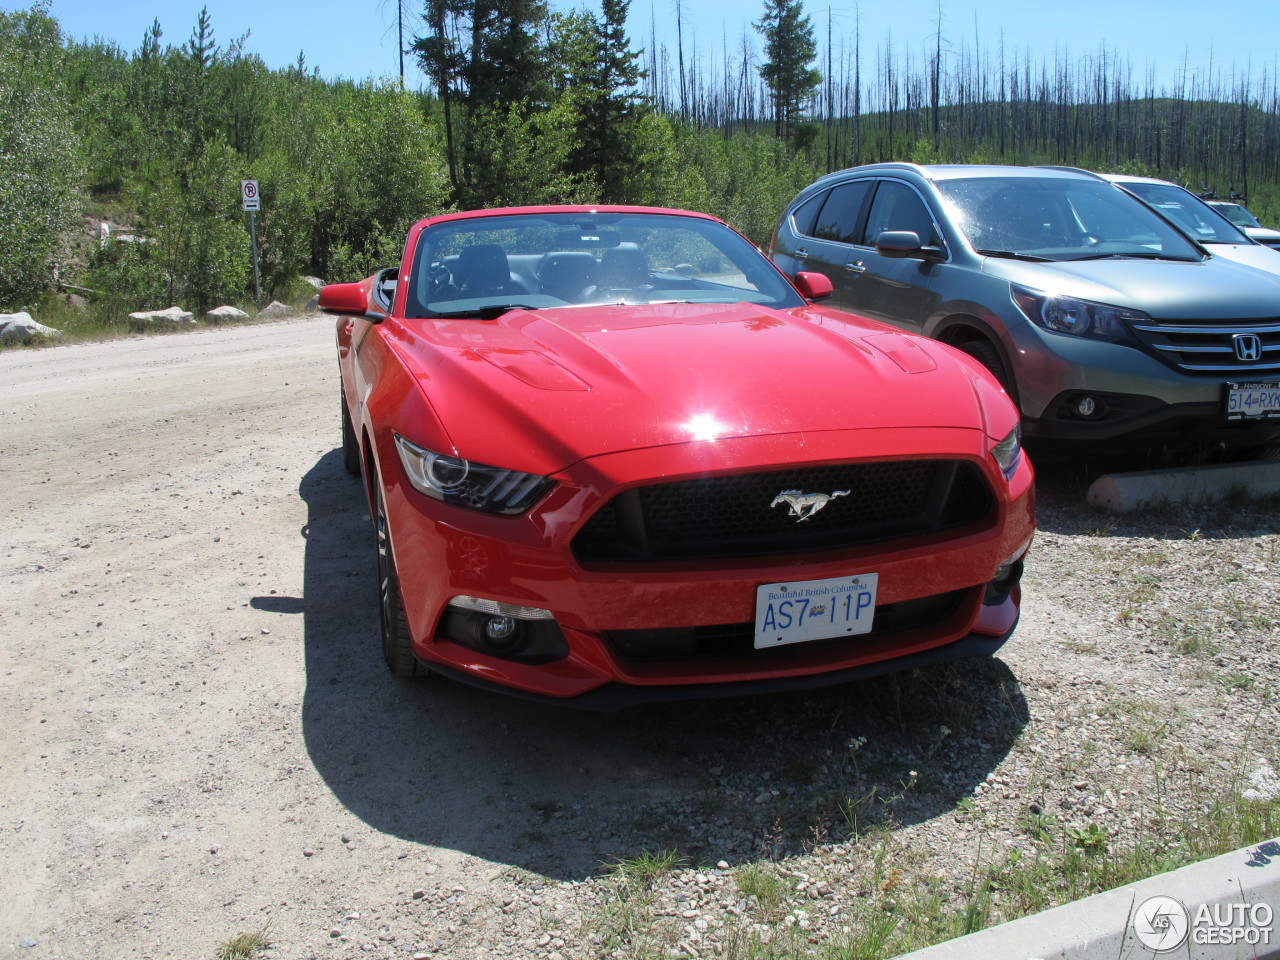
[{"left": 298, "top": 450, "right": 1028, "bottom": 881}]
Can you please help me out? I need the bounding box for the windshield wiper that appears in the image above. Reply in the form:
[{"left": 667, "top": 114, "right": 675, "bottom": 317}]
[
  {"left": 427, "top": 303, "right": 540, "bottom": 319},
  {"left": 974, "top": 249, "right": 1051, "bottom": 262},
  {"left": 1068, "top": 252, "right": 1198, "bottom": 262}
]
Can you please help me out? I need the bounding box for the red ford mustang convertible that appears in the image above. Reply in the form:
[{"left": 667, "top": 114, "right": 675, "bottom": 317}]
[{"left": 322, "top": 206, "right": 1035, "bottom": 709}]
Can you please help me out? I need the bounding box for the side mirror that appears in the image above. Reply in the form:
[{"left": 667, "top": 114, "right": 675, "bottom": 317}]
[
  {"left": 318, "top": 282, "right": 373, "bottom": 317},
  {"left": 793, "top": 271, "right": 834, "bottom": 301},
  {"left": 876, "top": 230, "right": 945, "bottom": 261}
]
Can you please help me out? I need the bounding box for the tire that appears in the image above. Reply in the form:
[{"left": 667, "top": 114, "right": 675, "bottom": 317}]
[
  {"left": 956, "top": 339, "right": 1016, "bottom": 403},
  {"left": 340, "top": 390, "right": 361, "bottom": 476},
  {"left": 373, "top": 475, "right": 425, "bottom": 678}
]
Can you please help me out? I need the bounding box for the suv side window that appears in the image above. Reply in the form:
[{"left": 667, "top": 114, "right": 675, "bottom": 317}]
[
  {"left": 812, "top": 180, "right": 873, "bottom": 244},
  {"left": 861, "top": 180, "right": 938, "bottom": 247},
  {"left": 790, "top": 190, "right": 829, "bottom": 238}
]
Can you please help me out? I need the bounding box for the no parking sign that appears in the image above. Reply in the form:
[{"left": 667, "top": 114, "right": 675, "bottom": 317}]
[{"left": 241, "top": 179, "right": 260, "bottom": 211}]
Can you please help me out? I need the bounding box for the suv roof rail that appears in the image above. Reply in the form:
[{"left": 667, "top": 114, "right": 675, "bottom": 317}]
[{"left": 1036, "top": 165, "right": 1104, "bottom": 179}]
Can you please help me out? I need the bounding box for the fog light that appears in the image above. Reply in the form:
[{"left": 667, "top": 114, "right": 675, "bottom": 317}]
[
  {"left": 483, "top": 615, "right": 518, "bottom": 644},
  {"left": 985, "top": 540, "right": 1031, "bottom": 605},
  {"left": 1074, "top": 395, "right": 1102, "bottom": 418},
  {"left": 440, "top": 596, "right": 570, "bottom": 664}
]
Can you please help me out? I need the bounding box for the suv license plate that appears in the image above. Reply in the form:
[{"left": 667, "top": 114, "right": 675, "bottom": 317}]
[
  {"left": 1226, "top": 381, "right": 1280, "bottom": 420},
  {"left": 754, "top": 574, "right": 878, "bottom": 650}
]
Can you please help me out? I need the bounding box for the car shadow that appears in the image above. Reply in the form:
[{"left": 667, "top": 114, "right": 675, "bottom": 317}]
[{"left": 298, "top": 450, "right": 1028, "bottom": 882}]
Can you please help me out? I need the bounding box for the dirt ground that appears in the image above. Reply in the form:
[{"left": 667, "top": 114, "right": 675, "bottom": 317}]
[{"left": 2, "top": 316, "right": 1277, "bottom": 960}]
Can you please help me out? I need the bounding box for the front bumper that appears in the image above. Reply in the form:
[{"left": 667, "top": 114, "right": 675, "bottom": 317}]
[
  {"left": 381, "top": 427, "right": 1035, "bottom": 705},
  {"left": 1004, "top": 325, "right": 1280, "bottom": 447}
]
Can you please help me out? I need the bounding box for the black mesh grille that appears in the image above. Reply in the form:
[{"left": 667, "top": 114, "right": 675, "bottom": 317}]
[
  {"left": 604, "top": 588, "right": 969, "bottom": 662},
  {"left": 572, "top": 460, "right": 993, "bottom": 563}
]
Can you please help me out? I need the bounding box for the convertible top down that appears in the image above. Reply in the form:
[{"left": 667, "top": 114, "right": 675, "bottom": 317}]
[{"left": 323, "top": 205, "right": 1035, "bottom": 709}]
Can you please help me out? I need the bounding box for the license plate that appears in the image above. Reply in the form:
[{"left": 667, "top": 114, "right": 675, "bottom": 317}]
[
  {"left": 1226, "top": 381, "right": 1280, "bottom": 420},
  {"left": 754, "top": 574, "right": 878, "bottom": 650}
]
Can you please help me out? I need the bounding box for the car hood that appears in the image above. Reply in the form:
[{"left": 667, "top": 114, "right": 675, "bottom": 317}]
[
  {"left": 393, "top": 302, "right": 992, "bottom": 476},
  {"left": 1201, "top": 243, "right": 1280, "bottom": 276},
  {"left": 980, "top": 254, "right": 1280, "bottom": 317}
]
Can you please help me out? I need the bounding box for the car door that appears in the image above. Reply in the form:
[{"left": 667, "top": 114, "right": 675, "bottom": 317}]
[
  {"left": 785, "top": 179, "right": 874, "bottom": 305},
  {"left": 840, "top": 179, "right": 944, "bottom": 333}
]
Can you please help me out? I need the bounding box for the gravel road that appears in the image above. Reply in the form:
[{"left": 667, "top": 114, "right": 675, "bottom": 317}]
[{"left": 2, "top": 316, "right": 1278, "bottom": 960}]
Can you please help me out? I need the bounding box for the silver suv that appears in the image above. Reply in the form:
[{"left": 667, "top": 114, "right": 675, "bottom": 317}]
[{"left": 769, "top": 163, "right": 1280, "bottom": 451}]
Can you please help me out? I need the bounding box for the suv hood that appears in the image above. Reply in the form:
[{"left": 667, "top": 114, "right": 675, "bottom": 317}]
[
  {"left": 982, "top": 254, "right": 1280, "bottom": 318},
  {"left": 395, "top": 302, "right": 993, "bottom": 475}
]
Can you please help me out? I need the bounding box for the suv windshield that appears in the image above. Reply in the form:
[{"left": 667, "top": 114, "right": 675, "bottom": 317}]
[
  {"left": 406, "top": 212, "right": 802, "bottom": 318},
  {"left": 936, "top": 176, "right": 1203, "bottom": 262},
  {"left": 1120, "top": 182, "right": 1248, "bottom": 245}
]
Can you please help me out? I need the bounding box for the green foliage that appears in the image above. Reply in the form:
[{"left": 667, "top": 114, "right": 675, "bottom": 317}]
[
  {"left": 8, "top": 0, "right": 1280, "bottom": 323},
  {"left": 755, "top": 0, "right": 822, "bottom": 140},
  {"left": 0, "top": 3, "right": 84, "bottom": 310}
]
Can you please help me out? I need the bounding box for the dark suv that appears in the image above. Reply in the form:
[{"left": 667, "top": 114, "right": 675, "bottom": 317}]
[{"left": 769, "top": 163, "right": 1280, "bottom": 452}]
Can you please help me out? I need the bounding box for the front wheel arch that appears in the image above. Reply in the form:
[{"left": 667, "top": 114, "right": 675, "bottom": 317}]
[{"left": 935, "top": 319, "right": 1020, "bottom": 410}]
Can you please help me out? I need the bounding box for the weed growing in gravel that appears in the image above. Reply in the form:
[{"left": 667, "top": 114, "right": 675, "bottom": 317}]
[
  {"left": 216, "top": 924, "right": 271, "bottom": 960},
  {"left": 734, "top": 862, "right": 790, "bottom": 922},
  {"left": 591, "top": 850, "right": 685, "bottom": 957}
]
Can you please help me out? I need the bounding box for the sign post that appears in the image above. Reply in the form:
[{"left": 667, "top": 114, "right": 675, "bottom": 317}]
[{"left": 241, "top": 180, "right": 262, "bottom": 311}]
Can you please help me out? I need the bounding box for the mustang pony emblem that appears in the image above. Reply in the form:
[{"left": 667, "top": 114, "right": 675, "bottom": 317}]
[{"left": 770, "top": 489, "right": 851, "bottom": 523}]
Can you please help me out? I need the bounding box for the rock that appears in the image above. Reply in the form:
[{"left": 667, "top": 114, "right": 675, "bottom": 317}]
[
  {"left": 257, "top": 300, "right": 296, "bottom": 320},
  {"left": 305, "top": 294, "right": 320, "bottom": 312},
  {"left": 206, "top": 305, "right": 250, "bottom": 324},
  {"left": 128, "top": 306, "right": 194, "bottom": 330},
  {"left": 304, "top": 276, "right": 325, "bottom": 289},
  {"left": 0, "top": 312, "right": 61, "bottom": 344}
]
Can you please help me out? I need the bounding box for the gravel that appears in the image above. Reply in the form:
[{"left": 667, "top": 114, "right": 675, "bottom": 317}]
[{"left": 1, "top": 316, "right": 1277, "bottom": 959}]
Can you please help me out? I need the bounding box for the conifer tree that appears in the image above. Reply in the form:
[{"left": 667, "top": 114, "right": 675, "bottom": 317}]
[{"left": 754, "top": 0, "right": 821, "bottom": 141}]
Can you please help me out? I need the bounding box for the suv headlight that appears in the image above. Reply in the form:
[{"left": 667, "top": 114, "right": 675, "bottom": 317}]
[
  {"left": 1011, "top": 286, "right": 1143, "bottom": 341},
  {"left": 394, "top": 435, "right": 553, "bottom": 515}
]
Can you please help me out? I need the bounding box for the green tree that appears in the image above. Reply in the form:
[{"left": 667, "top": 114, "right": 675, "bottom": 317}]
[
  {"left": 552, "top": 0, "right": 647, "bottom": 202},
  {"left": 413, "top": 0, "right": 552, "bottom": 205},
  {"left": 754, "top": 0, "right": 821, "bottom": 142},
  {"left": 0, "top": 3, "right": 83, "bottom": 309}
]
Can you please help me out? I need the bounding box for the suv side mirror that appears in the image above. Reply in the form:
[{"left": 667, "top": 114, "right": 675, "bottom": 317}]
[{"left": 876, "top": 230, "right": 945, "bottom": 262}]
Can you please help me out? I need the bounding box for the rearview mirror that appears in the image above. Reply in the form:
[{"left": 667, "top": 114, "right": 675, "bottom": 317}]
[
  {"left": 793, "top": 271, "right": 834, "bottom": 301},
  {"left": 318, "top": 282, "right": 372, "bottom": 316},
  {"left": 876, "top": 231, "right": 944, "bottom": 262}
]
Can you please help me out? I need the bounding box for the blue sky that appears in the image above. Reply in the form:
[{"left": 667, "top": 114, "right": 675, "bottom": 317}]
[{"left": 10, "top": 0, "right": 1278, "bottom": 94}]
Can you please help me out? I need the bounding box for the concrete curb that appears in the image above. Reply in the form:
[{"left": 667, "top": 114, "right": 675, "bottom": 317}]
[
  {"left": 1087, "top": 462, "right": 1280, "bottom": 513},
  {"left": 900, "top": 838, "right": 1280, "bottom": 960}
]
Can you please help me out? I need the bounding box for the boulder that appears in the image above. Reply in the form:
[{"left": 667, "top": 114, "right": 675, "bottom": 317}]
[
  {"left": 206, "top": 305, "right": 250, "bottom": 324},
  {"left": 304, "top": 276, "right": 325, "bottom": 290},
  {"left": 128, "top": 306, "right": 194, "bottom": 330},
  {"left": 257, "top": 300, "right": 296, "bottom": 320},
  {"left": 0, "top": 312, "right": 61, "bottom": 344},
  {"left": 304, "top": 294, "right": 320, "bottom": 312}
]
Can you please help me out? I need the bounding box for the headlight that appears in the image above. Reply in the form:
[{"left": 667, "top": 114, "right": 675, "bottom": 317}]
[
  {"left": 1011, "top": 286, "right": 1143, "bottom": 341},
  {"left": 394, "top": 435, "right": 553, "bottom": 515},
  {"left": 991, "top": 424, "right": 1022, "bottom": 476}
]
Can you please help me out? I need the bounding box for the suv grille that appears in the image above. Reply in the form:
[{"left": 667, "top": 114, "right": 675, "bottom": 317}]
[
  {"left": 572, "top": 460, "right": 993, "bottom": 563},
  {"left": 1130, "top": 318, "right": 1280, "bottom": 375}
]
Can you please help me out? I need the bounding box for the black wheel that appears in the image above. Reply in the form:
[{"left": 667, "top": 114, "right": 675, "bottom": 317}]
[
  {"left": 340, "top": 390, "right": 361, "bottom": 476},
  {"left": 373, "top": 476, "right": 426, "bottom": 677},
  {"left": 956, "top": 339, "right": 1016, "bottom": 403}
]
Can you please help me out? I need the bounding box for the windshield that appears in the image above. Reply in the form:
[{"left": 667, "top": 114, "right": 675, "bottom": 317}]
[
  {"left": 936, "top": 176, "right": 1204, "bottom": 262},
  {"left": 406, "top": 212, "right": 803, "bottom": 318},
  {"left": 1211, "top": 202, "right": 1262, "bottom": 229},
  {"left": 1120, "top": 182, "right": 1248, "bottom": 244}
]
